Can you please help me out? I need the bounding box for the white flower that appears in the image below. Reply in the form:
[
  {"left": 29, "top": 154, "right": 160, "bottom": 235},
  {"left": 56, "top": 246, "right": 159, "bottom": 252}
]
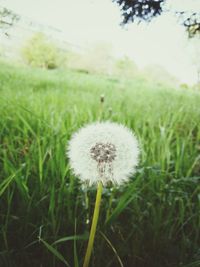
[{"left": 67, "top": 121, "right": 140, "bottom": 186}]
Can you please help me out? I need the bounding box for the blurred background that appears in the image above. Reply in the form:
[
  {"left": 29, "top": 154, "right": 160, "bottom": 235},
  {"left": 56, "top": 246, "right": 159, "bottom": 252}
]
[{"left": 0, "top": 0, "right": 200, "bottom": 87}]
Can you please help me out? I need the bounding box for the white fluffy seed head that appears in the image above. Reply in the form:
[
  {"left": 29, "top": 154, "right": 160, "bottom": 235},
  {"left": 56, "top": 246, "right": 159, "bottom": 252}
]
[{"left": 67, "top": 121, "right": 140, "bottom": 186}]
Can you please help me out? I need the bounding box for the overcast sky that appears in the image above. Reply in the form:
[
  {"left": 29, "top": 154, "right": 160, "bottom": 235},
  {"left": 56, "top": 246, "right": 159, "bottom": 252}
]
[{"left": 0, "top": 0, "right": 200, "bottom": 84}]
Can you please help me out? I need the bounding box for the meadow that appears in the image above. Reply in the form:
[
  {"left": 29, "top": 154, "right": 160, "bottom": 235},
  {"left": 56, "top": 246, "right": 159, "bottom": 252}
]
[{"left": 0, "top": 60, "right": 200, "bottom": 267}]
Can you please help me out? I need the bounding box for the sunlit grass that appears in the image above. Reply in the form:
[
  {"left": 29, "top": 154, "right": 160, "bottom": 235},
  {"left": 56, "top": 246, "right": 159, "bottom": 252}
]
[{"left": 0, "top": 60, "right": 200, "bottom": 267}]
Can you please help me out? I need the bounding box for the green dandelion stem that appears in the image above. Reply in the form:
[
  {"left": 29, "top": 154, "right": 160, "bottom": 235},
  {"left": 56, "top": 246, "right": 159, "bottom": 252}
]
[{"left": 83, "top": 181, "right": 103, "bottom": 267}]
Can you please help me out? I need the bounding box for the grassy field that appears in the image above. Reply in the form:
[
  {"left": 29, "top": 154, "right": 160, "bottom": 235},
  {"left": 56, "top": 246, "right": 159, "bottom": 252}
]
[{"left": 0, "top": 60, "right": 200, "bottom": 267}]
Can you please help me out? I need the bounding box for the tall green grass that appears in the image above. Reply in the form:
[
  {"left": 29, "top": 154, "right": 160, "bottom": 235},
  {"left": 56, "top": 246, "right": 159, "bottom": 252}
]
[{"left": 0, "top": 60, "right": 200, "bottom": 267}]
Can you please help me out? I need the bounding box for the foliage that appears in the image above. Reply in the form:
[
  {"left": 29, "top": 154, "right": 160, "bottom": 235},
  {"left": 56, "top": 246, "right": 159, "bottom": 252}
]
[
  {"left": 0, "top": 61, "right": 200, "bottom": 267},
  {"left": 113, "top": 0, "right": 164, "bottom": 24},
  {"left": 180, "top": 11, "right": 200, "bottom": 38},
  {"left": 21, "top": 33, "right": 64, "bottom": 69},
  {"left": 0, "top": 6, "right": 19, "bottom": 38},
  {"left": 0, "top": 7, "right": 19, "bottom": 31},
  {"left": 113, "top": 0, "right": 200, "bottom": 37}
]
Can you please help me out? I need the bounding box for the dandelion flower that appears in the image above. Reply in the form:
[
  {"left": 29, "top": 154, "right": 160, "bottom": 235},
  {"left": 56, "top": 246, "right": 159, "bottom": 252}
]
[
  {"left": 67, "top": 121, "right": 140, "bottom": 186},
  {"left": 67, "top": 121, "right": 140, "bottom": 267}
]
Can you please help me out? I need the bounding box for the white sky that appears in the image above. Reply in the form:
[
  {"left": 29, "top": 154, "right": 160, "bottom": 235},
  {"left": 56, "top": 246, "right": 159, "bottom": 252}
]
[{"left": 0, "top": 0, "right": 200, "bottom": 84}]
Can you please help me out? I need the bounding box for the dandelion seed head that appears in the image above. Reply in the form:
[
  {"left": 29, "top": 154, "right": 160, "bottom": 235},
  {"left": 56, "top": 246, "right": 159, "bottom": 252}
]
[
  {"left": 90, "top": 142, "right": 116, "bottom": 163},
  {"left": 67, "top": 121, "right": 140, "bottom": 186}
]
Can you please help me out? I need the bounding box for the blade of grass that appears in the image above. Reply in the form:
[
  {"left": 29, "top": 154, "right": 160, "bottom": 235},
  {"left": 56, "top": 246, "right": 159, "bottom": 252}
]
[
  {"left": 105, "top": 185, "right": 138, "bottom": 226},
  {"left": 52, "top": 232, "right": 89, "bottom": 246},
  {"left": 0, "top": 168, "right": 24, "bottom": 197},
  {"left": 40, "top": 238, "right": 70, "bottom": 267},
  {"left": 100, "top": 231, "right": 124, "bottom": 267}
]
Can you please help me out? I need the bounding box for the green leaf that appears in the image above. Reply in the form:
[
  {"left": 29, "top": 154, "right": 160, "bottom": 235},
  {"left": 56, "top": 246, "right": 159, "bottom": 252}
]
[
  {"left": 0, "top": 168, "right": 23, "bottom": 197},
  {"left": 105, "top": 186, "right": 137, "bottom": 226},
  {"left": 40, "top": 238, "right": 70, "bottom": 267},
  {"left": 100, "top": 231, "right": 124, "bottom": 267},
  {"left": 52, "top": 232, "right": 89, "bottom": 246}
]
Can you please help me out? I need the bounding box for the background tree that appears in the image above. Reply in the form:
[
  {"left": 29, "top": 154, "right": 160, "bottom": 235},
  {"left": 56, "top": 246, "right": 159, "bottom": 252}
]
[
  {"left": 113, "top": 0, "right": 200, "bottom": 37},
  {"left": 21, "top": 32, "right": 64, "bottom": 69},
  {"left": 0, "top": 7, "right": 19, "bottom": 35}
]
